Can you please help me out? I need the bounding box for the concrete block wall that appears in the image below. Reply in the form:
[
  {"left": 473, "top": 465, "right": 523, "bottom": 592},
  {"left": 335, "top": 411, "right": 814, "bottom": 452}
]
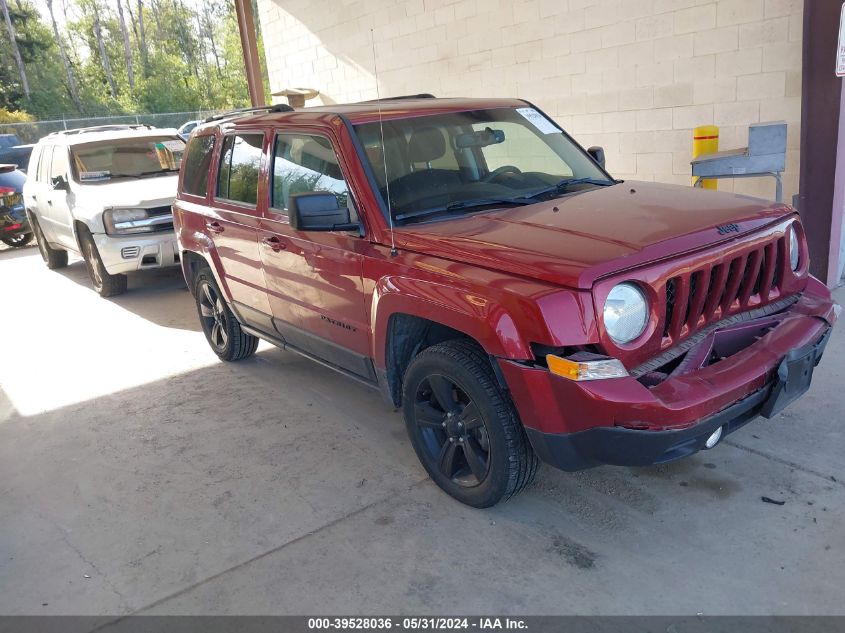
[{"left": 257, "top": 0, "right": 804, "bottom": 201}]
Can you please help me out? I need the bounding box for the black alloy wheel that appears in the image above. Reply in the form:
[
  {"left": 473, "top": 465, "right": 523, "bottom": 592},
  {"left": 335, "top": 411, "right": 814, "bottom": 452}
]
[
  {"left": 402, "top": 340, "right": 538, "bottom": 507},
  {"left": 413, "top": 373, "right": 491, "bottom": 487},
  {"left": 198, "top": 278, "right": 229, "bottom": 352},
  {"left": 193, "top": 269, "right": 258, "bottom": 362}
]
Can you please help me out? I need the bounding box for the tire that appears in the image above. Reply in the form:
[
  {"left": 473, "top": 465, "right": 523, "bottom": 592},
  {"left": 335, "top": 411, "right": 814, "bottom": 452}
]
[
  {"left": 194, "top": 269, "right": 258, "bottom": 361},
  {"left": 2, "top": 232, "right": 33, "bottom": 247},
  {"left": 30, "top": 215, "right": 68, "bottom": 269},
  {"left": 402, "top": 339, "right": 539, "bottom": 507},
  {"left": 79, "top": 230, "right": 127, "bottom": 297}
]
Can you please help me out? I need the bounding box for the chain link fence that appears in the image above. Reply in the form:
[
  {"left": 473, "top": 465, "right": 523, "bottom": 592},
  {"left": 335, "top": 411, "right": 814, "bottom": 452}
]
[{"left": 0, "top": 111, "right": 221, "bottom": 144}]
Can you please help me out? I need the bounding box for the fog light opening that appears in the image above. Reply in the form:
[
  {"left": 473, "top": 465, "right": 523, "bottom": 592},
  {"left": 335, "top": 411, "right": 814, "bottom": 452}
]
[{"left": 705, "top": 426, "right": 723, "bottom": 449}]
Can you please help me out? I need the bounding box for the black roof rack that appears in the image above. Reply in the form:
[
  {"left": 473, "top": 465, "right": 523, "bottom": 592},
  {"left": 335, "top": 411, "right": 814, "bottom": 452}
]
[
  {"left": 48, "top": 124, "right": 155, "bottom": 137},
  {"left": 359, "top": 93, "right": 436, "bottom": 103},
  {"left": 204, "top": 104, "right": 294, "bottom": 123}
]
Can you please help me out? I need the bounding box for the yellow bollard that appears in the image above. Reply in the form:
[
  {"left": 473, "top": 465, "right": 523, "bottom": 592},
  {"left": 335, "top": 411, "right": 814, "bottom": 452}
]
[{"left": 692, "top": 125, "right": 719, "bottom": 190}]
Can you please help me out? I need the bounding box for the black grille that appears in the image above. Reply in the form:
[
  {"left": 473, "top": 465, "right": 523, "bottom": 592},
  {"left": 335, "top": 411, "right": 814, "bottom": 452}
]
[{"left": 664, "top": 278, "right": 676, "bottom": 337}]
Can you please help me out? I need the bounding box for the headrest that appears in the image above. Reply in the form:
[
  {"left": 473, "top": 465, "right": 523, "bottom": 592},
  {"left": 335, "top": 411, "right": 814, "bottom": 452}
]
[
  {"left": 408, "top": 127, "right": 446, "bottom": 163},
  {"left": 300, "top": 139, "right": 342, "bottom": 179}
]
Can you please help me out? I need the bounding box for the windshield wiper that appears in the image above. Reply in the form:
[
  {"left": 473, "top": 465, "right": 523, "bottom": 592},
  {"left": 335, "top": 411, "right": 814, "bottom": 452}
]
[
  {"left": 395, "top": 197, "right": 534, "bottom": 223},
  {"left": 522, "top": 177, "right": 616, "bottom": 201},
  {"left": 108, "top": 169, "right": 179, "bottom": 179}
]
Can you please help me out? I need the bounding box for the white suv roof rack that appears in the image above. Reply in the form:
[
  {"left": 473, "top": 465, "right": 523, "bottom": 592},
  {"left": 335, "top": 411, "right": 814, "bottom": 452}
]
[{"left": 47, "top": 124, "right": 156, "bottom": 137}]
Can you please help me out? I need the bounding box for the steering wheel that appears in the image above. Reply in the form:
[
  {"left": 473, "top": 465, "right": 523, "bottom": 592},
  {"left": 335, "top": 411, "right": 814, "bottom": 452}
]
[{"left": 482, "top": 165, "right": 522, "bottom": 183}]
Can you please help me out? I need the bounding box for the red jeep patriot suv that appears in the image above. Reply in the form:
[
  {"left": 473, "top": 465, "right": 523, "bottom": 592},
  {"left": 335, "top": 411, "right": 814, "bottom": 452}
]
[{"left": 174, "top": 97, "right": 838, "bottom": 507}]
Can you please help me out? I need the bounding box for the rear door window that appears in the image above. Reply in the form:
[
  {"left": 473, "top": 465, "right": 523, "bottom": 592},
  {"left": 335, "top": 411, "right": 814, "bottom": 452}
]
[
  {"left": 181, "top": 135, "right": 215, "bottom": 197},
  {"left": 216, "top": 133, "right": 263, "bottom": 206}
]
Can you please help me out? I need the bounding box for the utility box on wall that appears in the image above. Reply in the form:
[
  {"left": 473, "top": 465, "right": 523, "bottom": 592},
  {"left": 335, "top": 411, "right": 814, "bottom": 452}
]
[{"left": 691, "top": 122, "right": 788, "bottom": 202}]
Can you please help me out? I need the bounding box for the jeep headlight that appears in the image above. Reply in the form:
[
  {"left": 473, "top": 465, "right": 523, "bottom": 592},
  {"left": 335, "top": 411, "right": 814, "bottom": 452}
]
[
  {"left": 103, "top": 208, "right": 150, "bottom": 235},
  {"left": 789, "top": 222, "right": 800, "bottom": 271},
  {"left": 603, "top": 282, "right": 649, "bottom": 344}
]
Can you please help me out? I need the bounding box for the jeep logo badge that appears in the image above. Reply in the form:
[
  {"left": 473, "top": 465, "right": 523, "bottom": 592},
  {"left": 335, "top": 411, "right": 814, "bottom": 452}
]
[{"left": 717, "top": 223, "right": 740, "bottom": 235}]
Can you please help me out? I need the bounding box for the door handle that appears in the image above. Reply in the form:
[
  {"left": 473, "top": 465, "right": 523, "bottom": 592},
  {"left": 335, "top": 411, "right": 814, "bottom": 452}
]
[
  {"left": 206, "top": 221, "right": 224, "bottom": 234},
  {"left": 47, "top": 200, "right": 53, "bottom": 205},
  {"left": 262, "top": 235, "right": 286, "bottom": 252}
]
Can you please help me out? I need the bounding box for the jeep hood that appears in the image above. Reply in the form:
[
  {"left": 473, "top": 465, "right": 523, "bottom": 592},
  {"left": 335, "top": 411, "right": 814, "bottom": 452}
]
[
  {"left": 395, "top": 181, "right": 794, "bottom": 289},
  {"left": 73, "top": 174, "right": 178, "bottom": 209}
]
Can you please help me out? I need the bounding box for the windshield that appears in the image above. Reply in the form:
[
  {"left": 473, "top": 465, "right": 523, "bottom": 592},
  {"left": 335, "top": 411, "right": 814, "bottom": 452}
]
[
  {"left": 354, "top": 107, "right": 612, "bottom": 223},
  {"left": 71, "top": 136, "right": 185, "bottom": 183}
]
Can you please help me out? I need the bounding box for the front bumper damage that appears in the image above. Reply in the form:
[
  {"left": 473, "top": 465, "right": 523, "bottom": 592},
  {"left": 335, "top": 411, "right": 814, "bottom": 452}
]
[{"left": 499, "top": 277, "right": 838, "bottom": 471}]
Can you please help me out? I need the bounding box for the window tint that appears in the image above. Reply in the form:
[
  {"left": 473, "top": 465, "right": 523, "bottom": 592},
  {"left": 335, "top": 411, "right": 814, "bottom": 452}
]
[
  {"left": 181, "top": 135, "right": 215, "bottom": 197},
  {"left": 217, "top": 134, "right": 263, "bottom": 205},
  {"left": 37, "top": 146, "right": 53, "bottom": 183},
  {"left": 50, "top": 147, "right": 68, "bottom": 180},
  {"left": 271, "top": 134, "right": 348, "bottom": 213}
]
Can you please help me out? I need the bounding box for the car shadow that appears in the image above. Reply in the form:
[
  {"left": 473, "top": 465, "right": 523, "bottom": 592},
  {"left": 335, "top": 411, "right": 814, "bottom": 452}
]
[{"left": 55, "top": 258, "right": 201, "bottom": 333}]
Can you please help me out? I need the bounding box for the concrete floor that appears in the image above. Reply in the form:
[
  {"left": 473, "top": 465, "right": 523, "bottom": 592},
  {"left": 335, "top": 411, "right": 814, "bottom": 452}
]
[{"left": 1, "top": 243, "right": 843, "bottom": 616}]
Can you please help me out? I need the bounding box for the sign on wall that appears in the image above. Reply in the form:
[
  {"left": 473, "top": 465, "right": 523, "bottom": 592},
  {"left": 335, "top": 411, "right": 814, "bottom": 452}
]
[{"left": 838, "top": 3, "right": 845, "bottom": 76}]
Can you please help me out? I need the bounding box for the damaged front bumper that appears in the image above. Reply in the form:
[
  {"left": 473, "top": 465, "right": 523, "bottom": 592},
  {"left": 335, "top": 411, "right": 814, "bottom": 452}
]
[{"left": 498, "top": 277, "right": 838, "bottom": 471}]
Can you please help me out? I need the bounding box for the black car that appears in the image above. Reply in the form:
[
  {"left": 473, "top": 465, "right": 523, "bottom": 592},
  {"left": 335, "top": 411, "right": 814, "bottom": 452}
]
[
  {"left": 0, "top": 144, "right": 33, "bottom": 173},
  {"left": 0, "top": 164, "right": 31, "bottom": 248}
]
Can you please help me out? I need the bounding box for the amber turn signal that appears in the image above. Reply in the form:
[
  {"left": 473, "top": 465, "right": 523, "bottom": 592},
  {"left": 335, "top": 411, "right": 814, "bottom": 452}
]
[{"left": 546, "top": 354, "right": 628, "bottom": 381}]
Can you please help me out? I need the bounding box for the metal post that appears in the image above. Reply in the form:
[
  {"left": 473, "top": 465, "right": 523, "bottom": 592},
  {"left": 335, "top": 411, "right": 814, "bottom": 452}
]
[
  {"left": 234, "top": 0, "right": 266, "bottom": 107},
  {"left": 799, "top": 0, "right": 841, "bottom": 284}
]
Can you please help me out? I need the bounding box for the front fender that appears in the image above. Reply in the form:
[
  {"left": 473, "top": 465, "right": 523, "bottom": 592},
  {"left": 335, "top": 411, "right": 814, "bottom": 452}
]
[{"left": 370, "top": 274, "right": 532, "bottom": 367}]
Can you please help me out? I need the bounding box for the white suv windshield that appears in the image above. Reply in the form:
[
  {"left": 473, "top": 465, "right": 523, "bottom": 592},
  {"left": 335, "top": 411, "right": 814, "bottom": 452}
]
[
  {"left": 71, "top": 136, "right": 185, "bottom": 183},
  {"left": 354, "top": 107, "right": 613, "bottom": 223}
]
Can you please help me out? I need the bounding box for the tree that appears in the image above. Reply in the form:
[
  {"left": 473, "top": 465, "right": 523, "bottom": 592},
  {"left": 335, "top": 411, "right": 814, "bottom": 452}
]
[
  {"left": 0, "top": 0, "right": 266, "bottom": 118},
  {"left": 115, "top": 0, "right": 133, "bottom": 89},
  {"left": 90, "top": 0, "right": 117, "bottom": 98},
  {"left": 0, "top": 0, "right": 29, "bottom": 99},
  {"left": 46, "top": 0, "right": 82, "bottom": 112},
  {"left": 136, "top": 0, "right": 148, "bottom": 76}
]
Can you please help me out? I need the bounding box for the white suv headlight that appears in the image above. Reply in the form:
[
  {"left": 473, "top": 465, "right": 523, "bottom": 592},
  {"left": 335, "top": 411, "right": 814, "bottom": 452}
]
[
  {"left": 789, "top": 222, "right": 800, "bottom": 271},
  {"left": 103, "top": 208, "right": 150, "bottom": 235},
  {"left": 603, "top": 282, "right": 649, "bottom": 344}
]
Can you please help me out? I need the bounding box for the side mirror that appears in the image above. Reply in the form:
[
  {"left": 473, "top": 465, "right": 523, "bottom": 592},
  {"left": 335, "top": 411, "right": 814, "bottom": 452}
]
[
  {"left": 288, "top": 192, "right": 357, "bottom": 232},
  {"left": 587, "top": 146, "right": 606, "bottom": 169},
  {"left": 51, "top": 175, "right": 69, "bottom": 191}
]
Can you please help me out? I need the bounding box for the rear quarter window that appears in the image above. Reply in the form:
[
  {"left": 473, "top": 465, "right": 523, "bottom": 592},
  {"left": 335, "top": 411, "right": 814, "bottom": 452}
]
[{"left": 181, "top": 135, "right": 216, "bottom": 197}]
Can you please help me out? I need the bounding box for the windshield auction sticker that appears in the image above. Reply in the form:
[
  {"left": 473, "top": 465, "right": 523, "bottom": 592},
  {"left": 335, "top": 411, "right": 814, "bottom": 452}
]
[
  {"left": 515, "top": 107, "right": 560, "bottom": 134},
  {"left": 79, "top": 170, "right": 110, "bottom": 181}
]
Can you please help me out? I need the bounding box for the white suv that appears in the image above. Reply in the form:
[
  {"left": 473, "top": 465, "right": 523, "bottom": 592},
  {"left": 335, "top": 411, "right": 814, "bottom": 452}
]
[{"left": 24, "top": 125, "right": 185, "bottom": 296}]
